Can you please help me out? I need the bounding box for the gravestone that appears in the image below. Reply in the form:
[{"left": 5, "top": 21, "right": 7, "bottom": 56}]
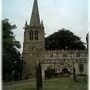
[{"left": 36, "top": 63, "right": 42, "bottom": 90}]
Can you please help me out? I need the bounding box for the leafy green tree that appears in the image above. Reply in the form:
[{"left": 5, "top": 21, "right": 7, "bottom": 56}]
[
  {"left": 2, "top": 19, "right": 23, "bottom": 81},
  {"left": 45, "top": 28, "right": 86, "bottom": 50}
]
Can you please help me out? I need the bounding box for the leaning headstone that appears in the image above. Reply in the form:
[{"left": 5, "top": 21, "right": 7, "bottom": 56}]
[{"left": 36, "top": 63, "right": 42, "bottom": 90}]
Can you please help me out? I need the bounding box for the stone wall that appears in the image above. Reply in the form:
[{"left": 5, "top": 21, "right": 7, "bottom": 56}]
[{"left": 41, "top": 50, "right": 88, "bottom": 78}]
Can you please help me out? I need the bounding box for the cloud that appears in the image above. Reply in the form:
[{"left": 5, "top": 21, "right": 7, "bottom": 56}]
[{"left": 3, "top": 0, "right": 88, "bottom": 52}]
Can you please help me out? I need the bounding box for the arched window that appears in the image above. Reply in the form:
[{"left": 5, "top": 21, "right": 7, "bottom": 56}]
[
  {"left": 77, "top": 53, "right": 80, "bottom": 57},
  {"left": 29, "top": 30, "right": 33, "bottom": 40},
  {"left": 50, "top": 52, "right": 53, "bottom": 58},
  {"left": 35, "top": 31, "right": 38, "bottom": 40},
  {"left": 79, "top": 63, "right": 84, "bottom": 75},
  {"left": 63, "top": 53, "right": 67, "bottom": 57}
]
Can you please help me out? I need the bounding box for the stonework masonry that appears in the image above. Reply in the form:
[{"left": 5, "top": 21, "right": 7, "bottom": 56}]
[{"left": 22, "top": 0, "right": 88, "bottom": 79}]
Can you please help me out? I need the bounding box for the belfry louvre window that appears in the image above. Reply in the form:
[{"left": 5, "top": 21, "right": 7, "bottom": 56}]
[
  {"left": 29, "top": 30, "right": 33, "bottom": 40},
  {"left": 35, "top": 31, "right": 38, "bottom": 40}
]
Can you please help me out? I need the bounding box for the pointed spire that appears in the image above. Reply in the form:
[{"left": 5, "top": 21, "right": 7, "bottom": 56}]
[
  {"left": 41, "top": 20, "right": 44, "bottom": 27},
  {"left": 30, "top": 0, "right": 40, "bottom": 26},
  {"left": 25, "top": 20, "right": 27, "bottom": 26},
  {"left": 23, "top": 20, "right": 28, "bottom": 30}
]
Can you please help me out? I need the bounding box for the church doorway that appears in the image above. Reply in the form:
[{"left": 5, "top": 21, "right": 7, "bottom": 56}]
[
  {"left": 62, "top": 68, "right": 69, "bottom": 73},
  {"left": 62, "top": 68, "right": 70, "bottom": 76}
]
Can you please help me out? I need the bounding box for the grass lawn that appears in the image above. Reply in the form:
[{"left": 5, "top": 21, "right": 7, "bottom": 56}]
[{"left": 3, "top": 76, "right": 88, "bottom": 90}]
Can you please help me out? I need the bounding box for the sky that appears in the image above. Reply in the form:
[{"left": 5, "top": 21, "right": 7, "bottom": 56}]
[{"left": 3, "top": 0, "right": 88, "bottom": 52}]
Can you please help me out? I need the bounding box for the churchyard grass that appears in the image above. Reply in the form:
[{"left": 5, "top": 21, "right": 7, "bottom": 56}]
[{"left": 3, "top": 76, "right": 87, "bottom": 90}]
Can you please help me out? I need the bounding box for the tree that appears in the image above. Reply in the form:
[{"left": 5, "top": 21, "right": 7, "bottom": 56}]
[
  {"left": 45, "top": 28, "right": 86, "bottom": 50},
  {"left": 2, "top": 19, "right": 23, "bottom": 81}
]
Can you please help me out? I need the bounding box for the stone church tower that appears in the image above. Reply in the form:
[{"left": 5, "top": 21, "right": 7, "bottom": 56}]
[{"left": 22, "top": 0, "right": 45, "bottom": 78}]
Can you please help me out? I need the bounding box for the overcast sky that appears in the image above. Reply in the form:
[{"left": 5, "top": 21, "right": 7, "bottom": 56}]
[{"left": 3, "top": 0, "right": 88, "bottom": 52}]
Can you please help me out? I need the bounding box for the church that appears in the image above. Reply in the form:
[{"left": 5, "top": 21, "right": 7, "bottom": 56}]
[{"left": 22, "top": 0, "right": 88, "bottom": 79}]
